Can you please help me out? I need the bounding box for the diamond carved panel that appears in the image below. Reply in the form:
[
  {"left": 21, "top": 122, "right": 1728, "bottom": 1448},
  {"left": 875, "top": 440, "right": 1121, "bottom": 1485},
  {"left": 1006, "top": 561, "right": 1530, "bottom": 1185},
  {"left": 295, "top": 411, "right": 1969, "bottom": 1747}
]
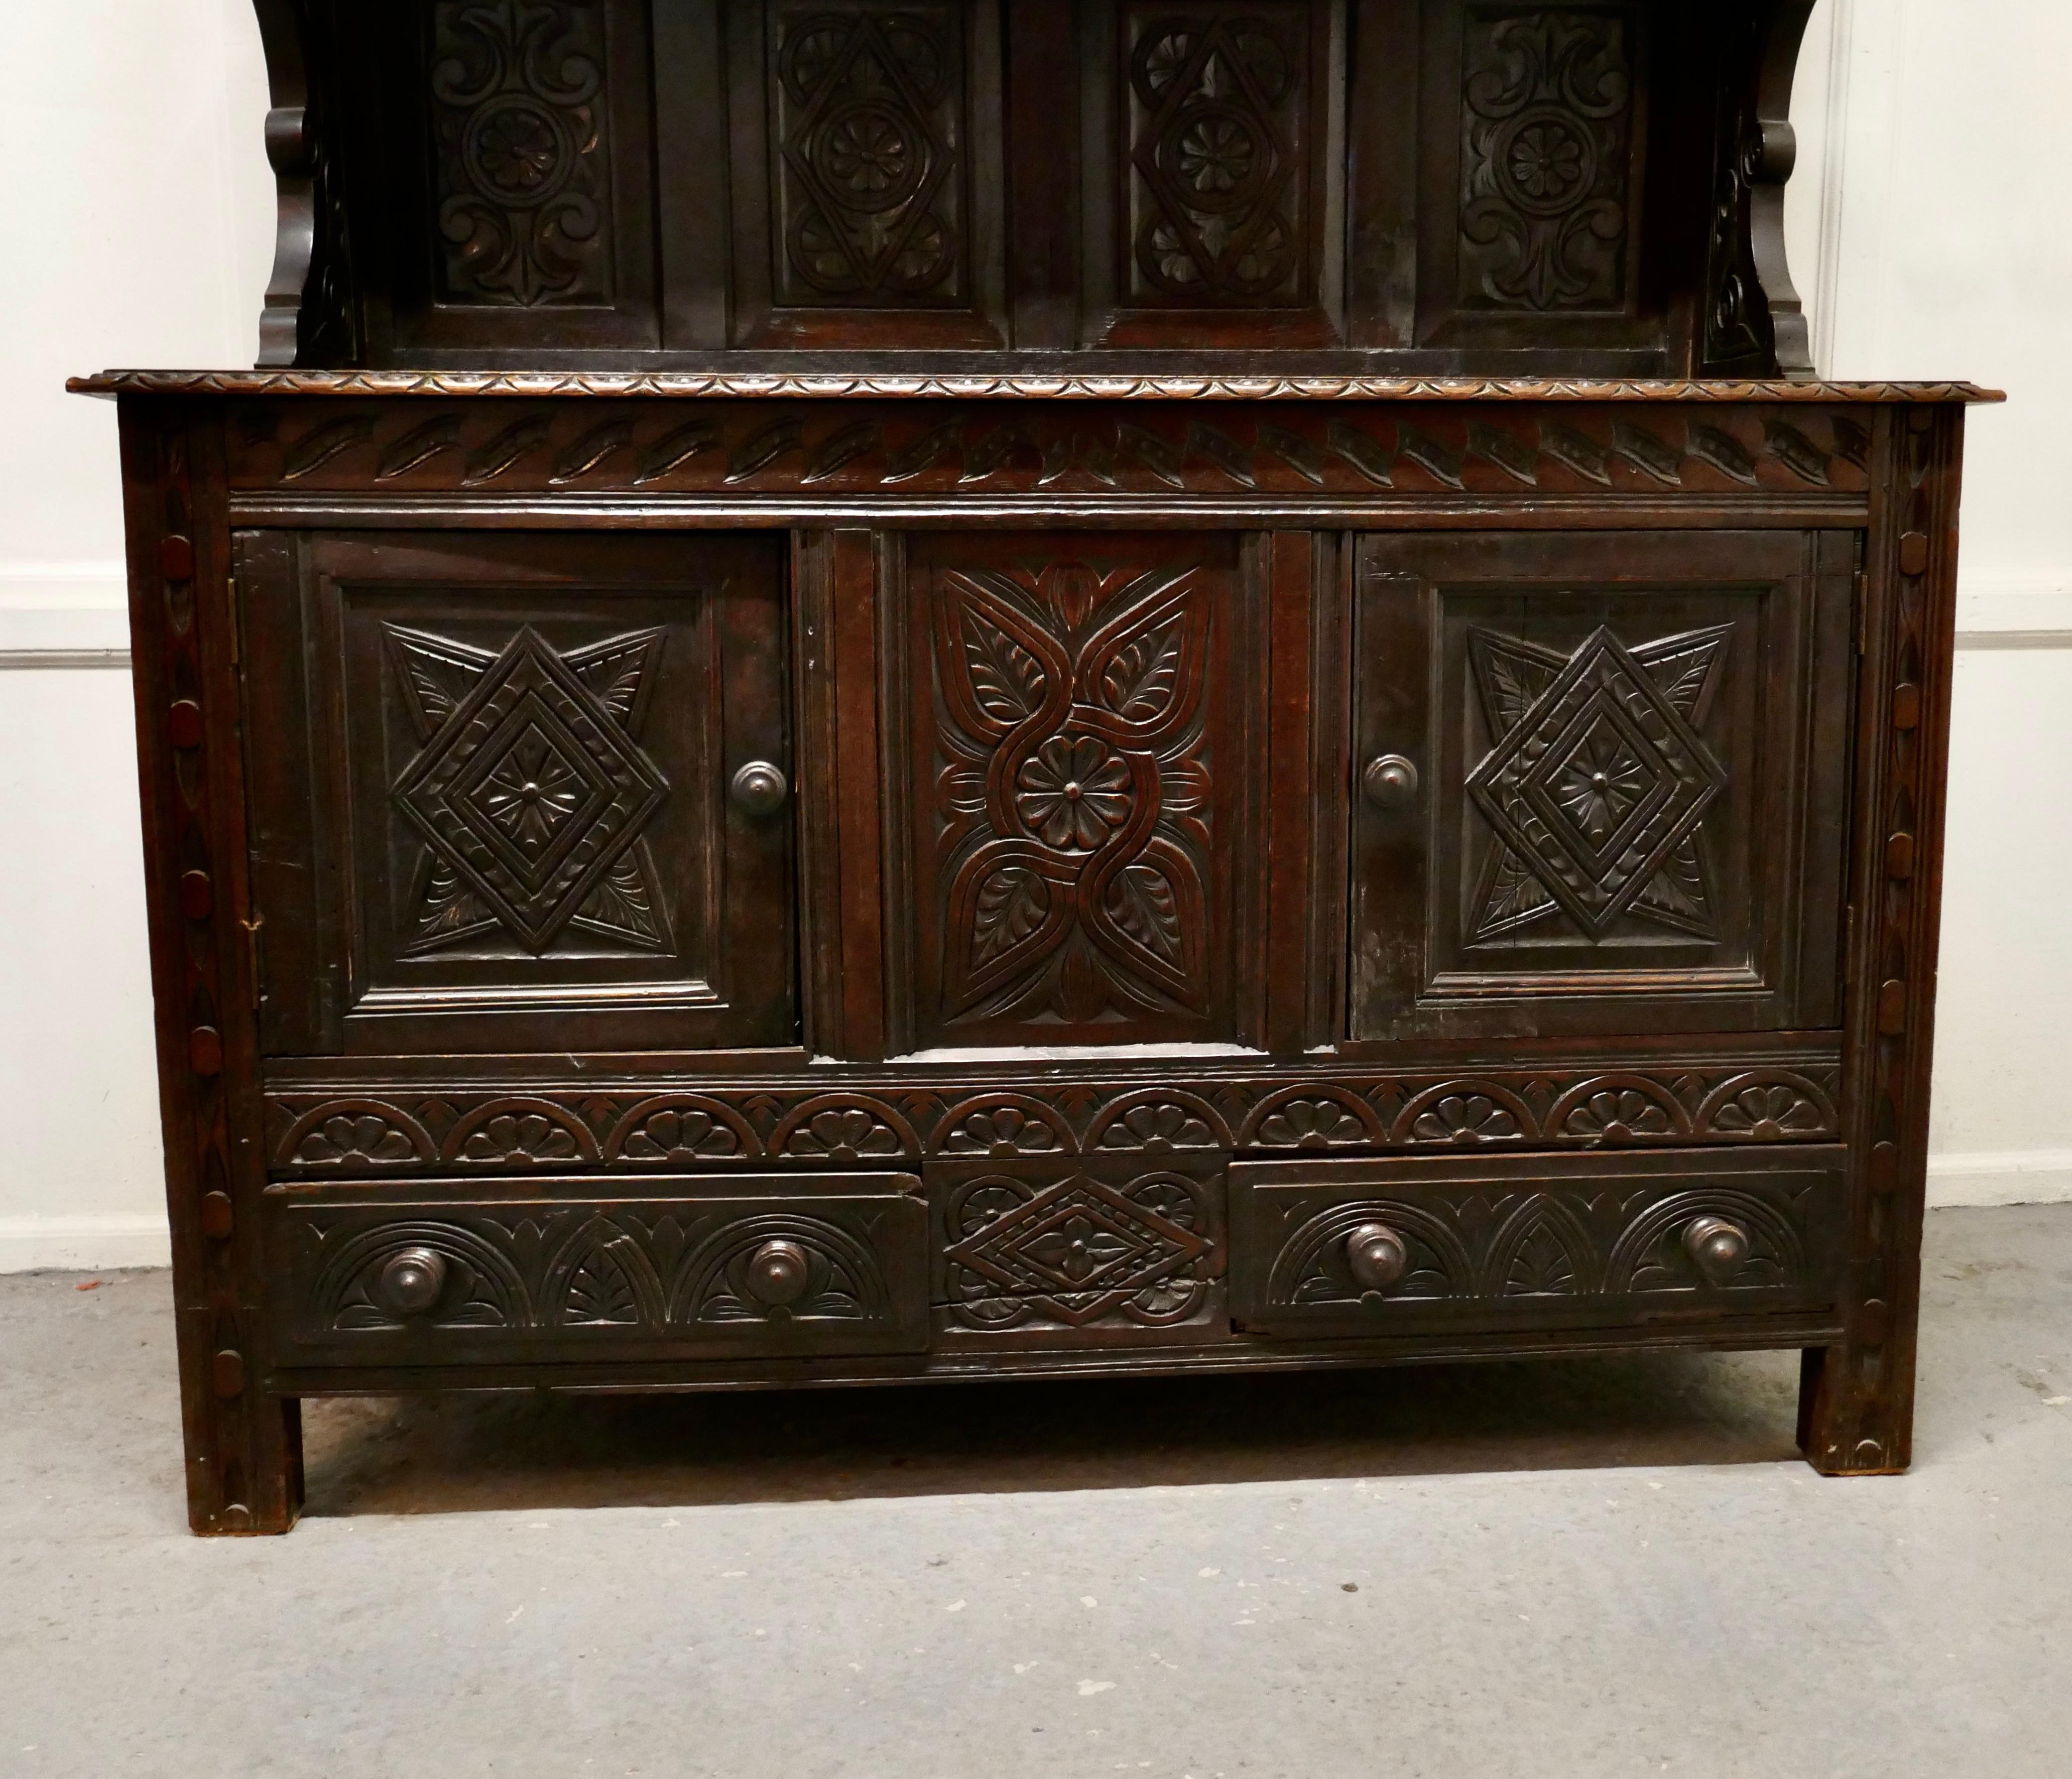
[
  {"left": 1123, "top": 4, "right": 1310, "bottom": 304},
  {"left": 771, "top": 4, "right": 967, "bottom": 304},
  {"left": 387, "top": 624, "right": 672, "bottom": 955},
  {"left": 1465, "top": 624, "right": 1732, "bottom": 941},
  {"left": 944, "top": 1170, "right": 1215, "bottom": 1329}
]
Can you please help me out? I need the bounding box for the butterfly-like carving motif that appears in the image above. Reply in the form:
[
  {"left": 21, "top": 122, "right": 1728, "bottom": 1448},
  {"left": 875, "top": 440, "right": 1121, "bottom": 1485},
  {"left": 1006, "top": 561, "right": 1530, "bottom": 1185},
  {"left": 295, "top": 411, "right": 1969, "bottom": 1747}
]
[{"left": 931, "top": 559, "right": 1215, "bottom": 1032}]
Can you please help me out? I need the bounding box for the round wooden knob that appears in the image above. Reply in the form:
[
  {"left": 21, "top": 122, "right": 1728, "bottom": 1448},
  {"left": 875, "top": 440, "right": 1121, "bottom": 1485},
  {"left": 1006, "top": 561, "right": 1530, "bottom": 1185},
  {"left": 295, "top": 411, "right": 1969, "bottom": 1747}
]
[
  {"left": 1362, "top": 754, "right": 1420, "bottom": 811},
  {"left": 375, "top": 1247, "right": 447, "bottom": 1316},
  {"left": 744, "top": 1239, "right": 812, "bottom": 1307},
  {"left": 1345, "top": 1221, "right": 1409, "bottom": 1292},
  {"left": 730, "top": 760, "right": 790, "bottom": 817},
  {"left": 1685, "top": 1215, "right": 1750, "bottom": 1285}
]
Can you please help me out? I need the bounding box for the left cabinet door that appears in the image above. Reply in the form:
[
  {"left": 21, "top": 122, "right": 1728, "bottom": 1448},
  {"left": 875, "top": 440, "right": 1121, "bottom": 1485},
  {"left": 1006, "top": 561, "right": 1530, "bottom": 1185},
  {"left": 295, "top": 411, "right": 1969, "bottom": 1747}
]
[{"left": 240, "top": 530, "right": 796, "bottom": 1056}]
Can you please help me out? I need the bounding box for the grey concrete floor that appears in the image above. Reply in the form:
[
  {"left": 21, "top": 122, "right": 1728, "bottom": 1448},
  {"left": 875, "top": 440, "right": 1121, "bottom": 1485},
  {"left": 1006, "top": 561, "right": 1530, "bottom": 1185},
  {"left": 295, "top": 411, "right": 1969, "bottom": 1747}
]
[{"left": 4, "top": 1206, "right": 2071, "bottom": 1778}]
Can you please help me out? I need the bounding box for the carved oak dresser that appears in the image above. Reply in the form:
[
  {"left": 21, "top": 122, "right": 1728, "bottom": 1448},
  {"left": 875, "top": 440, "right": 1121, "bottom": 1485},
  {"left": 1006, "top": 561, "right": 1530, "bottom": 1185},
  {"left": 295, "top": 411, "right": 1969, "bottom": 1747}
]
[{"left": 76, "top": 0, "right": 1998, "bottom": 1531}]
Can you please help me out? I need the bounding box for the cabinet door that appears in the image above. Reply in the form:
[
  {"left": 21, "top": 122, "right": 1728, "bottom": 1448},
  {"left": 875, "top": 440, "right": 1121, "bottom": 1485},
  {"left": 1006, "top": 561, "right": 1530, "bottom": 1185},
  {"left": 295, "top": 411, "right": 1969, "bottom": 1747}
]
[
  {"left": 242, "top": 531, "right": 795, "bottom": 1055},
  {"left": 886, "top": 531, "right": 1269, "bottom": 1050},
  {"left": 1349, "top": 530, "right": 1854, "bottom": 1040}
]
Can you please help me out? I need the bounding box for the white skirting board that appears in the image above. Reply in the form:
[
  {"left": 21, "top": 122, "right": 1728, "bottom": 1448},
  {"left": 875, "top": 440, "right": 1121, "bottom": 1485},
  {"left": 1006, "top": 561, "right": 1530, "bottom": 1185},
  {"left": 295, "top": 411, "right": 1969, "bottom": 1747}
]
[
  {"left": 1926, "top": 1151, "right": 2072, "bottom": 1209},
  {"left": 3, "top": 1162, "right": 2071, "bottom": 1273},
  {"left": 0, "top": 1217, "right": 172, "bottom": 1274}
]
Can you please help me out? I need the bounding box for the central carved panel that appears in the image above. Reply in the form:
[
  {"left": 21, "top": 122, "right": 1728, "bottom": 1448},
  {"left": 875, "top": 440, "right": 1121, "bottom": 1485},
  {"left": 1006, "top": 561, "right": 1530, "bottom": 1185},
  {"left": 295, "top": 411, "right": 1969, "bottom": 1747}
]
[
  {"left": 1457, "top": 5, "right": 1636, "bottom": 312},
  {"left": 770, "top": 2, "right": 967, "bottom": 304},
  {"left": 937, "top": 560, "right": 1211, "bottom": 1022},
  {"left": 429, "top": 0, "right": 616, "bottom": 306},
  {"left": 1122, "top": 2, "right": 1311, "bottom": 304},
  {"left": 943, "top": 1169, "right": 1218, "bottom": 1329},
  {"left": 901, "top": 536, "right": 1258, "bottom": 1048}
]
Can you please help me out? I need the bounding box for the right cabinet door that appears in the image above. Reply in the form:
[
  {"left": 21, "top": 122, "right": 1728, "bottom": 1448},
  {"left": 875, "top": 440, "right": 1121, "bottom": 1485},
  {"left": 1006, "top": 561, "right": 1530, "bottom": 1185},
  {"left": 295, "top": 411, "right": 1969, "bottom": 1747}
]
[{"left": 1349, "top": 530, "right": 1855, "bottom": 1041}]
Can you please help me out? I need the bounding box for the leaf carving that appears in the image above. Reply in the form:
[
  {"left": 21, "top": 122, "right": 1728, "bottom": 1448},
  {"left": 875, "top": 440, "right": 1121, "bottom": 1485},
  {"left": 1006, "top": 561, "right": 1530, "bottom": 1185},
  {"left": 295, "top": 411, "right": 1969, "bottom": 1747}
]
[
  {"left": 1100, "top": 619, "right": 1184, "bottom": 722},
  {"left": 1633, "top": 626, "right": 1732, "bottom": 725},
  {"left": 972, "top": 866, "right": 1049, "bottom": 966},
  {"left": 570, "top": 847, "right": 671, "bottom": 950},
  {"left": 1107, "top": 865, "right": 1182, "bottom": 963},
  {"left": 1471, "top": 843, "right": 1558, "bottom": 940},
  {"left": 1466, "top": 628, "right": 1564, "bottom": 738},
  {"left": 1654, "top": 656, "right": 1714, "bottom": 717},
  {"left": 564, "top": 628, "right": 666, "bottom": 730},
  {"left": 960, "top": 605, "right": 1046, "bottom": 723},
  {"left": 383, "top": 624, "right": 495, "bottom": 737},
  {"left": 405, "top": 852, "right": 498, "bottom": 953},
  {"left": 928, "top": 549, "right": 1217, "bottom": 1035}
]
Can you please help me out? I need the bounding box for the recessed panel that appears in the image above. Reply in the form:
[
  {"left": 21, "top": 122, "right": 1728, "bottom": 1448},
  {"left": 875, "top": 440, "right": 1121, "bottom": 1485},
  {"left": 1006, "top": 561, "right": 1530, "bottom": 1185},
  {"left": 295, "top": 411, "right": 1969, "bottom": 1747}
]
[
  {"left": 1414, "top": 0, "right": 1663, "bottom": 354},
  {"left": 709, "top": 0, "right": 1006, "bottom": 346},
  {"left": 1349, "top": 530, "right": 1854, "bottom": 1040},
  {"left": 239, "top": 531, "right": 796, "bottom": 1055},
  {"left": 1455, "top": 2, "right": 1639, "bottom": 314},
  {"left": 1121, "top": 1, "right": 1315, "bottom": 306},
  {"left": 769, "top": 1, "right": 971, "bottom": 307},
  {"left": 890, "top": 532, "right": 1268, "bottom": 1050},
  {"left": 358, "top": 0, "right": 662, "bottom": 352},
  {"left": 429, "top": 0, "right": 620, "bottom": 308},
  {"left": 1087, "top": 0, "right": 1344, "bottom": 346}
]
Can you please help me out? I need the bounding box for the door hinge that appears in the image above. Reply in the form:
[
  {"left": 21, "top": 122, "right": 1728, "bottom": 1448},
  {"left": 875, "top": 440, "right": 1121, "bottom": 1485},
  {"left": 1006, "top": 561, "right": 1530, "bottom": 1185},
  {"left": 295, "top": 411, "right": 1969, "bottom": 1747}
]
[
  {"left": 1854, "top": 570, "right": 1870, "bottom": 656},
  {"left": 1843, "top": 903, "right": 1857, "bottom": 985},
  {"left": 240, "top": 911, "right": 264, "bottom": 1011},
  {"left": 226, "top": 575, "right": 240, "bottom": 668}
]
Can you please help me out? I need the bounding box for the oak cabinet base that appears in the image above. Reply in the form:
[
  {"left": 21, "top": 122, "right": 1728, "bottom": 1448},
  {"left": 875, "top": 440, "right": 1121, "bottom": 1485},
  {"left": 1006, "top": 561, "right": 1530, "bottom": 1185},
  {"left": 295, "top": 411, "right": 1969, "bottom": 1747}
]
[{"left": 97, "top": 381, "right": 1973, "bottom": 1531}]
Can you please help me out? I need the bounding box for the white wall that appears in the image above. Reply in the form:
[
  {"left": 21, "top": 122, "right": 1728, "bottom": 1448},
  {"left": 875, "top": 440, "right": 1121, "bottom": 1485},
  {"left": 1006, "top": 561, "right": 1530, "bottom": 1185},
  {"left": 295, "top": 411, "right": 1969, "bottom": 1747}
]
[
  {"left": 0, "top": 0, "right": 272, "bottom": 1267},
  {"left": 1787, "top": 0, "right": 2072, "bottom": 1203},
  {"left": 2, "top": 0, "right": 2068, "bottom": 1269}
]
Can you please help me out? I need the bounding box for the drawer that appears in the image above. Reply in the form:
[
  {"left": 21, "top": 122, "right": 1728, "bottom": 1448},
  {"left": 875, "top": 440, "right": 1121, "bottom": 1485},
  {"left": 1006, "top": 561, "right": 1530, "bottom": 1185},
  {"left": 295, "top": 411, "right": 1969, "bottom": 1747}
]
[
  {"left": 1231, "top": 1147, "right": 1846, "bottom": 1338},
  {"left": 265, "top": 1174, "right": 927, "bottom": 1366}
]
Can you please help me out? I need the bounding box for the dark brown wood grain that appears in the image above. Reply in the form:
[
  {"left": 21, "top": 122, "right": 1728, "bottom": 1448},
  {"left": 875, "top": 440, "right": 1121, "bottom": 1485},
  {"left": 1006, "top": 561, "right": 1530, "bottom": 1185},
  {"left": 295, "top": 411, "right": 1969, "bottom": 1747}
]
[
  {"left": 121, "top": 395, "right": 303, "bottom": 1533},
  {"left": 82, "top": 3, "right": 1982, "bottom": 1529},
  {"left": 1232, "top": 1144, "right": 1849, "bottom": 1336},
  {"left": 104, "top": 380, "right": 1976, "bottom": 1529},
  {"left": 238, "top": 528, "right": 797, "bottom": 1056},
  {"left": 1346, "top": 526, "right": 1854, "bottom": 1042},
  {"left": 831, "top": 528, "right": 890, "bottom": 1056},
  {"left": 264, "top": 1172, "right": 932, "bottom": 1364},
  {"left": 1264, "top": 528, "right": 1318, "bottom": 1054},
  {"left": 231, "top": 0, "right": 1841, "bottom": 377},
  {"left": 1798, "top": 403, "right": 1967, "bottom": 1475},
  {"left": 888, "top": 528, "right": 1268, "bottom": 1049}
]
